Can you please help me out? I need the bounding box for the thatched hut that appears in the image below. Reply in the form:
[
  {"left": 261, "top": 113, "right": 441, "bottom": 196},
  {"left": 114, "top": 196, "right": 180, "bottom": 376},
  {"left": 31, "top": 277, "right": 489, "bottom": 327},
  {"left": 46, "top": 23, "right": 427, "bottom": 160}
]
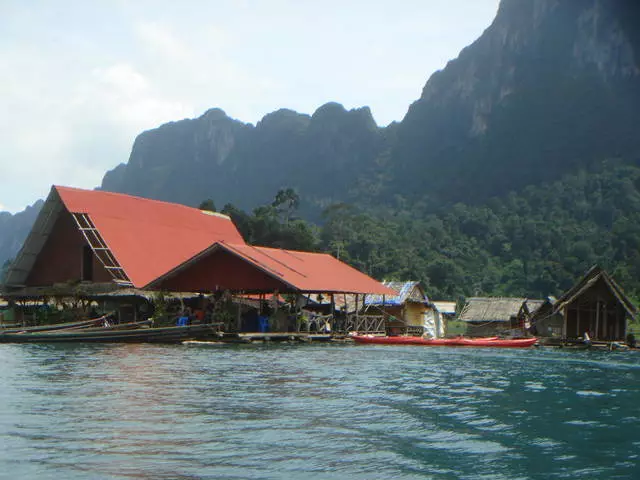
[
  {"left": 458, "top": 297, "right": 541, "bottom": 337},
  {"left": 551, "top": 266, "right": 636, "bottom": 342}
]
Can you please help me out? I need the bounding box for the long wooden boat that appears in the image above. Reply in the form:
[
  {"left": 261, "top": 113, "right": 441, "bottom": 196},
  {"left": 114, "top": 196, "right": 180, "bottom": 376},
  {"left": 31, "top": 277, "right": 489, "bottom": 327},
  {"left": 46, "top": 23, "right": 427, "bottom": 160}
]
[
  {"left": 351, "top": 335, "right": 538, "bottom": 348},
  {"left": 0, "top": 314, "right": 112, "bottom": 334},
  {"left": 63, "top": 319, "right": 154, "bottom": 332},
  {"left": 0, "top": 323, "right": 220, "bottom": 344}
]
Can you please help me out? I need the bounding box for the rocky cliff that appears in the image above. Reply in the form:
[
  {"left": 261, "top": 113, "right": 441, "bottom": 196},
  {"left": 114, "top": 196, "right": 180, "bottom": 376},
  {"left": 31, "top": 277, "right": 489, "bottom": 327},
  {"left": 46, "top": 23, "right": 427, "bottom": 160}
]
[
  {"left": 0, "top": 200, "right": 43, "bottom": 272},
  {"left": 393, "top": 0, "right": 640, "bottom": 203},
  {"left": 101, "top": 103, "right": 390, "bottom": 216}
]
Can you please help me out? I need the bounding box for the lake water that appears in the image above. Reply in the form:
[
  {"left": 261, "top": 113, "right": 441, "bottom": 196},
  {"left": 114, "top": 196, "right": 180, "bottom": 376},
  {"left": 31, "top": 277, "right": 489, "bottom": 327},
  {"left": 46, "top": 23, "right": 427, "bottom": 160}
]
[{"left": 0, "top": 343, "right": 639, "bottom": 479}]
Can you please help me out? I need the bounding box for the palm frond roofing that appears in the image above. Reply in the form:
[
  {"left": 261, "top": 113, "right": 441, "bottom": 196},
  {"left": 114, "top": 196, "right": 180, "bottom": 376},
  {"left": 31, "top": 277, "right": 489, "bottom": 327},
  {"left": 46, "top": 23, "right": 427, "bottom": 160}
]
[
  {"left": 553, "top": 265, "right": 637, "bottom": 320},
  {"left": 458, "top": 297, "right": 527, "bottom": 323}
]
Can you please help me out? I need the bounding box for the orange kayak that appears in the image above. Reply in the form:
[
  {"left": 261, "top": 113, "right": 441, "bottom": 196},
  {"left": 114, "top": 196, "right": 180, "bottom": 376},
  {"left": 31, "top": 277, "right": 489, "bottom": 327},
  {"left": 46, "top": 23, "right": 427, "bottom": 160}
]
[{"left": 351, "top": 335, "right": 537, "bottom": 348}]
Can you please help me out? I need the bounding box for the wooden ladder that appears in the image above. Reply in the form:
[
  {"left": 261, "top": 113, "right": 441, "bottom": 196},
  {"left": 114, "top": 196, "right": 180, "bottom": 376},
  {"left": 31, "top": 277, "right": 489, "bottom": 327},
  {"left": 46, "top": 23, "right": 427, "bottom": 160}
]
[{"left": 71, "top": 213, "right": 133, "bottom": 287}]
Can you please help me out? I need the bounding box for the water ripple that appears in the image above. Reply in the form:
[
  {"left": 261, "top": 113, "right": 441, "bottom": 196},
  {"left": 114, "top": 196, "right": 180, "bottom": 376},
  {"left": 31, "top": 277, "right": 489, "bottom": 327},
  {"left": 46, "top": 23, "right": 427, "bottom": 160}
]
[{"left": 1, "top": 344, "right": 639, "bottom": 479}]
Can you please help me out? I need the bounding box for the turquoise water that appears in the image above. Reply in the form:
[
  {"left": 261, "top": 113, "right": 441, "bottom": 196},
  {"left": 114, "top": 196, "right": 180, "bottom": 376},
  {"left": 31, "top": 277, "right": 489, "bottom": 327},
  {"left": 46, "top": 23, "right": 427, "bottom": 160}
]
[{"left": 0, "top": 344, "right": 639, "bottom": 479}]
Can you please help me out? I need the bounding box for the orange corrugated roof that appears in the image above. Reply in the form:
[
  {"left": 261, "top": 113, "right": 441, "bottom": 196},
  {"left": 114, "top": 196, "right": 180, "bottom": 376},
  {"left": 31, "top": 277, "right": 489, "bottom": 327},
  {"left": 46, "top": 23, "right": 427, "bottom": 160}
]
[
  {"left": 219, "top": 243, "right": 396, "bottom": 295},
  {"left": 55, "top": 186, "right": 246, "bottom": 288}
]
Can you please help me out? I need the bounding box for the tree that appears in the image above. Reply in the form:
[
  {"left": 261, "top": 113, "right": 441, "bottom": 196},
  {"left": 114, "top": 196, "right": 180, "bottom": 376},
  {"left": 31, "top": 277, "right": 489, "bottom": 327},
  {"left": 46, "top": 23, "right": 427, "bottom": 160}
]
[
  {"left": 272, "top": 188, "right": 300, "bottom": 225},
  {"left": 198, "top": 199, "right": 216, "bottom": 212}
]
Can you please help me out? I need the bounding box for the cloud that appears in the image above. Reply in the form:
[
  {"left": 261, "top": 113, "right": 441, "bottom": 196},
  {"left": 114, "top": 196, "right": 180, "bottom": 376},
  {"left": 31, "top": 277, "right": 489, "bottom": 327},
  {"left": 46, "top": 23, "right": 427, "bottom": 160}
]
[{"left": 0, "top": 0, "right": 500, "bottom": 213}]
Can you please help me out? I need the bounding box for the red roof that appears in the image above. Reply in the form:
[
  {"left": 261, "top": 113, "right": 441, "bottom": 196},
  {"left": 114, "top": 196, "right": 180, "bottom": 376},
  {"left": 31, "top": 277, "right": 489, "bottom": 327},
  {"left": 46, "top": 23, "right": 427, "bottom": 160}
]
[
  {"left": 55, "top": 186, "right": 246, "bottom": 288},
  {"left": 152, "top": 241, "right": 397, "bottom": 295}
]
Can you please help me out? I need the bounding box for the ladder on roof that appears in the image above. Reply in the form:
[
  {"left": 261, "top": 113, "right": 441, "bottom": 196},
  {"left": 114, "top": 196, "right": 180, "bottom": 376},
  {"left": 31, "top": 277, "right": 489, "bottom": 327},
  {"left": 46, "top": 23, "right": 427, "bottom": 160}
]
[{"left": 71, "top": 213, "right": 133, "bottom": 287}]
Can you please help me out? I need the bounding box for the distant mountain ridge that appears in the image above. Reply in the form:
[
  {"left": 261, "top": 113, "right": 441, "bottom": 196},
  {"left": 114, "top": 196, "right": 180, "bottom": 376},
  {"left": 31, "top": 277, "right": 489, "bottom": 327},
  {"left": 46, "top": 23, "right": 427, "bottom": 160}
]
[
  {"left": 100, "top": 0, "right": 640, "bottom": 211},
  {"left": 101, "top": 103, "right": 390, "bottom": 217},
  {"left": 2, "top": 0, "right": 640, "bottom": 284},
  {"left": 0, "top": 200, "right": 43, "bottom": 271}
]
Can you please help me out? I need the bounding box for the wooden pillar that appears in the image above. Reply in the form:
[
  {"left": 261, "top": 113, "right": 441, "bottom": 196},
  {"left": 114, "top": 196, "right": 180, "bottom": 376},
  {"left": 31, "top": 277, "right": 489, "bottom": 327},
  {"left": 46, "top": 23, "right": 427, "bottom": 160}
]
[
  {"left": 355, "top": 294, "right": 359, "bottom": 321},
  {"left": 576, "top": 307, "right": 580, "bottom": 337},
  {"left": 330, "top": 294, "right": 335, "bottom": 317},
  {"left": 562, "top": 307, "right": 568, "bottom": 340},
  {"left": 236, "top": 302, "right": 242, "bottom": 332},
  {"left": 615, "top": 306, "right": 620, "bottom": 340}
]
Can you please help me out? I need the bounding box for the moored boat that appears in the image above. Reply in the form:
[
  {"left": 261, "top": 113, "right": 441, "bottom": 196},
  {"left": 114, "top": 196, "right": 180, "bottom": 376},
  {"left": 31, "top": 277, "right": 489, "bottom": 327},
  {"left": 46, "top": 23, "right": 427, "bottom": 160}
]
[
  {"left": 0, "top": 314, "right": 113, "bottom": 334},
  {"left": 351, "top": 335, "right": 537, "bottom": 348},
  {"left": 0, "top": 323, "right": 221, "bottom": 344}
]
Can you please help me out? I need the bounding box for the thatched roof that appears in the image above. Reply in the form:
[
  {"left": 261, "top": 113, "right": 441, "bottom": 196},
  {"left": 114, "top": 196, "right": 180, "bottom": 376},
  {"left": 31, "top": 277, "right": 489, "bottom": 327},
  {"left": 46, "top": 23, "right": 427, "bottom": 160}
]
[
  {"left": 458, "top": 297, "right": 527, "bottom": 323},
  {"left": 553, "top": 265, "right": 637, "bottom": 321},
  {"left": 1, "top": 282, "right": 202, "bottom": 302}
]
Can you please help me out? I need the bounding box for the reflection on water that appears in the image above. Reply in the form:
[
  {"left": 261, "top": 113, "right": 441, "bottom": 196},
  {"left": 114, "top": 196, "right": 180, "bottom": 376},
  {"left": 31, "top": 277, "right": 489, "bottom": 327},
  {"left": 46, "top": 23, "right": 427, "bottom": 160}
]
[{"left": 1, "top": 344, "right": 639, "bottom": 479}]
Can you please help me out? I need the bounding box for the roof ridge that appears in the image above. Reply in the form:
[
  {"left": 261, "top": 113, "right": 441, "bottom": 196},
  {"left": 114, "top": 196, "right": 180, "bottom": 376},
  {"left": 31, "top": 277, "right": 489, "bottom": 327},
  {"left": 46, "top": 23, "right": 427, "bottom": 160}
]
[{"left": 54, "top": 185, "right": 234, "bottom": 221}]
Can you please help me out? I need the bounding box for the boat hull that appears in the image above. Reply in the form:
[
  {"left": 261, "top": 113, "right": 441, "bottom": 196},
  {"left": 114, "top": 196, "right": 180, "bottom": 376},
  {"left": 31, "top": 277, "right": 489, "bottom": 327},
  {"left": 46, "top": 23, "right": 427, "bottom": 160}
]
[
  {"left": 0, "top": 315, "right": 112, "bottom": 334},
  {"left": 351, "top": 335, "right": 538, "bottom": 348},
  {"left": 0, "top": 324, "right": 219, "bottom": 344}
]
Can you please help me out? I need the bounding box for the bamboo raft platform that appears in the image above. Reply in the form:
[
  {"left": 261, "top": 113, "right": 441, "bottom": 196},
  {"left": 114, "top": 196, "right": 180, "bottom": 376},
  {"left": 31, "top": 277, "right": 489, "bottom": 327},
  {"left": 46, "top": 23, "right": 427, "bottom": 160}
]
[
  {"left": 184, "top": 332, "right": 334, "bottom": 344},
  {"left": 537, "top": 337, "right": 631, "bottom": 351},
  {"left": 225, "top": 332, "right": 333, "bottom": 343}
]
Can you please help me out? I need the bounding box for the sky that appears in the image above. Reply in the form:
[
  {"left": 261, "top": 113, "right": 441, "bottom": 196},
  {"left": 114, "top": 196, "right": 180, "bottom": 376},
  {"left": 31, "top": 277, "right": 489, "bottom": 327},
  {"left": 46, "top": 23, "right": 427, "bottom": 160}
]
[{"left": 0, "top": 0, "right": 499, "bottom": 214}]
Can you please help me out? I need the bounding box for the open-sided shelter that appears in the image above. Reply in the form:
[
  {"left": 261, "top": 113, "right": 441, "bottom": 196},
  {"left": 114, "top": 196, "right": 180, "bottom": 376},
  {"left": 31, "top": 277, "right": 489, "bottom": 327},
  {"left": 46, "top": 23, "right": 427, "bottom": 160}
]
[
  {"left": 552, "top": 266, "right": 636, "bottom": 341},
  {"left": 4, "top": 185, "right": 394, "bottom": 332}
]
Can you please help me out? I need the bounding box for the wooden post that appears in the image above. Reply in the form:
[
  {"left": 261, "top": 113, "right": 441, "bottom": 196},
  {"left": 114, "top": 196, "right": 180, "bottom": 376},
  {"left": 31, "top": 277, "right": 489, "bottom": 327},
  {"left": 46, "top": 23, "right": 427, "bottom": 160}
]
[
  {"left": 576, "top": 307, "right": 580, "bottom": 338},
  {"left": 236, "top": 301, "right": 242, "bottom": 332},
  {"left": 562, "top": 307, "right": 568, "bottom": 341},
  {"left": 615, "top": 306, "right": 620, "bottom": 340}
]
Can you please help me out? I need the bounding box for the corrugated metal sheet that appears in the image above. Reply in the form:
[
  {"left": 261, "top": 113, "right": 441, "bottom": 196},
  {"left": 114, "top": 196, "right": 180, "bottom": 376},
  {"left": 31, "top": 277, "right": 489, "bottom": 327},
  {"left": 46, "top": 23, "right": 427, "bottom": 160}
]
[
  {"left": 9, "top": 185, "right": 395, "bottom": 296},
  {"left": 433, "top": 301, "right": 456, "bottom": 315},
  {"left": 57, "top": 186, "right": 246, "bottom": 288},
  {"left": 153, "top": 242, "right": 397, "bottom": 295},
  {"left": 364, "top": 281, "right": 427, "bottom": 306},
  {"left": 8, "top": 186, "right": 246, "bottom": 289},
  {"left": 219, "top": 244, "right": 396, "bottom": 295}
]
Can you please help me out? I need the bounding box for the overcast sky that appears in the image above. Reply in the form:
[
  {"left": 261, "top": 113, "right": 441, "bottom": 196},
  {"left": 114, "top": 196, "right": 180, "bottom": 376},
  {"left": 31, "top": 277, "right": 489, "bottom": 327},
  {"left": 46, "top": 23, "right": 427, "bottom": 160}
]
[{"left": 0, "top": 0, "right": 499, "bottom": 213}]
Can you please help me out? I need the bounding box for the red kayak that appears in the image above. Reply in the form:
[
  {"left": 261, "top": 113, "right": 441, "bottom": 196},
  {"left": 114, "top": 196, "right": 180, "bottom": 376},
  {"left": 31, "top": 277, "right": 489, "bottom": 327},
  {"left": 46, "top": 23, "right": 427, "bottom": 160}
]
[{"left": 350, "top": 335, "right": 537, "bottom": 348}]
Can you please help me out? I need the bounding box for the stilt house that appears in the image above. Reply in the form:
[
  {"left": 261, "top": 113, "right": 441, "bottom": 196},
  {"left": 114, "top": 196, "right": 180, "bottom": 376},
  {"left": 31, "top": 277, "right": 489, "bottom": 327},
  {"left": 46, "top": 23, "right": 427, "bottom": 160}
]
[
  {"left": 551, "top": 266, "right": 636, "bottom": 342},
  {"left": 3, "top": 186, "right": 394, "bottom": 331}
]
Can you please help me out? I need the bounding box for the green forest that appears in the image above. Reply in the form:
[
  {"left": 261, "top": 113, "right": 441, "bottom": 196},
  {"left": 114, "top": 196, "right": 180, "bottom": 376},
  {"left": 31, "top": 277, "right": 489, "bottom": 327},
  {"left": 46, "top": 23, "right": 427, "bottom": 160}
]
[{"left": 213, "top": 161, "right": 640, "bottom": 303}]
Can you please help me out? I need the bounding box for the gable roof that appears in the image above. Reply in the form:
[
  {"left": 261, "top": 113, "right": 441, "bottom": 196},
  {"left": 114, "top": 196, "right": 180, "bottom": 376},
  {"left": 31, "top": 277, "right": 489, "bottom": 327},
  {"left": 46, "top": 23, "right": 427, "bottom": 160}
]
[
  {"left": 553, "top": 265, "right": 637, "bottom": 320},
  {"left": 6, "top": 186, "right": 245, "bottom": 289},
  {"left": 364, "top": 281, "right": 428, "bottom": 306},
  {"left": 151, "top": 242, "right": 396, "bottom": 295},
  {"left": 458, "top": 297, "right": 527, "bottom": 323}
]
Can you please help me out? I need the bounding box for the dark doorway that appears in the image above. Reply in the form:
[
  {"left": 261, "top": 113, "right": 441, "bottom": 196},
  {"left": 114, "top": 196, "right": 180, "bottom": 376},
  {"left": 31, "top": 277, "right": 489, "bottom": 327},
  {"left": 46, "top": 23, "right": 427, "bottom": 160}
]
[{"left": 82, "top": 245, "right": 94, "bottom": 281}]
